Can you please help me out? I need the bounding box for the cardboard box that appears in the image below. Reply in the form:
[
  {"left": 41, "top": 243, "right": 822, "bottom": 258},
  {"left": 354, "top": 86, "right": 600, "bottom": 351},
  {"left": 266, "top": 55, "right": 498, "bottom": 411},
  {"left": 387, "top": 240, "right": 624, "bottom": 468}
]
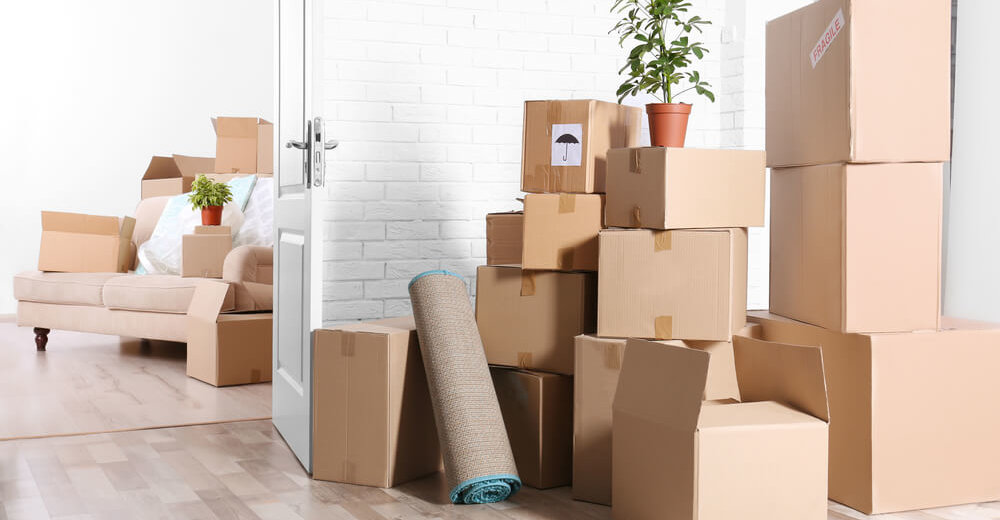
[
  {"left": 770, "top": 163, "right": 942, "bottom": 332},
  {"left": 475, "top": 265, "right": 596, "bottom": 375},
  {"left": 490, "top": 366, "right": 572, "bottom": 489},
  {"left": 597, "top": 228, "right": 747, "bottom": 341},
  {"left": 605, "top": 147, "right": 766, "bottom": 229},
  {"left": 522, "top": 194, "right": 604, "bottom": 272},
  {"left": 613, "top": 336, "right": 829, "bottom": 520},
  {"left": 572, "top": 331, "right": 747, "bottom": 505},
  {"left": 521, "top": 99, "right": 641, "bottom": 193},
  {"left": 140, "top": 155, "right": 215, "bottom": 199},
  {"left": 486, "top": 211, "right": 523, "bottom": 266},
  {"left": 765, "top": 0, "right": 951, "bottom": 167},
  {"left": 213, "top": 117, "right": 274, "bottom": 174},
  {"left": 312, "top": 316, "right": 441, "bottom": 488},
  {"left": 748, "top": 311, "right": 1000, "bottom": 514},
  {"left": 181, "top": 226, "right": 233, "bottom": 279},
  {"left": 186, "top": 281, "right": 272, "bottom": 387},
  {"left": 38, "top": 212, "right": 136, "bottom": 273}
]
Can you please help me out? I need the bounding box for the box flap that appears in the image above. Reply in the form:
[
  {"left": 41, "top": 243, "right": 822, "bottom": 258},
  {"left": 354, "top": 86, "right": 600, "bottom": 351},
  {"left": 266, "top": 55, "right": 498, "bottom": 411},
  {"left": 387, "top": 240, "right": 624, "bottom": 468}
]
[
  {"left": 142, "top": 156, "right": 182, "bottom": 181},
  {"left": 733, "top": 335, "right": 830, "bottom": 422},
  {"left": 41, "top": 211, "right": 124, "bottom": 236},
  {"left": 613, "top": 338, "right": 707, "bottom": 429},
  {"left": 186, "top": 281, "right": 231, "bottom": 323},
  {"left": 215, "top": 117, "right": 260, "bottom": 138},
  {"left": 172, "top": 154, "right": 215, "bottom": 177}
]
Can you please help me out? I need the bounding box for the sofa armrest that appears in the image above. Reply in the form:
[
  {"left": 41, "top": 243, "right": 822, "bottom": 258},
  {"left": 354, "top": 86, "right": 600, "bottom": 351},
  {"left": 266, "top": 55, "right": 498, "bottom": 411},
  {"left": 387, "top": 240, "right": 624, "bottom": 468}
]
[{"left": 223, "top": 246, "right": 274, "bottom": 311}]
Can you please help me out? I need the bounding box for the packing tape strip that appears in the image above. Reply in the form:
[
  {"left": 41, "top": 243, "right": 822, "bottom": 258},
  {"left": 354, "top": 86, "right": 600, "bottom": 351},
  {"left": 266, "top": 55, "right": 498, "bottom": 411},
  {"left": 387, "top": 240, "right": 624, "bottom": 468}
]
[
  {"left": 520, "top": 271, "right": 536, "bottom": 296},
  {"left": 546, "top": 100, "right": 564, "bottom": 130},
  {"left": 632, "top": 206, "right": 642, "bottom": 228},
  {"left": 341, "top": 333, "right": 356, "bottom": 357},
  {"left": 654, "top": 315, "right": 673, "bottom": 339},
  {"left": 630, "top": 149, "right": 641, "bottom": 174},
  {"left": 558, "top": 193, "right": 576, "bottom": 213},
  {"left": 653, "top": 231, "right": 672, "bottom": 251},
  {"left": 517, "top": 352, "right": 533, "bottom": 369},
  {"left": 557, "top": 248, "right": 575, "bottom": 270},
  {"left": 604, "top": 343, "right": 623, "bottom": 370}
]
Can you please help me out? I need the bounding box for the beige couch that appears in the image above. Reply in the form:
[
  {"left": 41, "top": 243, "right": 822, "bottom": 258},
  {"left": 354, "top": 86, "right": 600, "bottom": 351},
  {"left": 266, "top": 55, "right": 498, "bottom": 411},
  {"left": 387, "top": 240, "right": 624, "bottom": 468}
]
[{"left": 14, "top": 196, "right": 273, "bottom": 350}]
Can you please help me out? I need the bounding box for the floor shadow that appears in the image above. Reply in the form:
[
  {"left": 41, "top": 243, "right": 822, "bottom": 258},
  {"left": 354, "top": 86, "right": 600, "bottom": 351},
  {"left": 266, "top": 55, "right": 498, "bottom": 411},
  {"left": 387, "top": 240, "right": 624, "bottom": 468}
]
[{"left": 118, "top": 337, "right": 187, "bottom": 360}]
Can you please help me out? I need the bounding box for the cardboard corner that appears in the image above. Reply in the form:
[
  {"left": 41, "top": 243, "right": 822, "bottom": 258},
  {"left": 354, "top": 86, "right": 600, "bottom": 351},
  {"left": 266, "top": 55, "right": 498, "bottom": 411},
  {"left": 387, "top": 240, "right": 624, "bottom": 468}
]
[{"left": 614, "top": 338, "right": 708, "bottom": 429}]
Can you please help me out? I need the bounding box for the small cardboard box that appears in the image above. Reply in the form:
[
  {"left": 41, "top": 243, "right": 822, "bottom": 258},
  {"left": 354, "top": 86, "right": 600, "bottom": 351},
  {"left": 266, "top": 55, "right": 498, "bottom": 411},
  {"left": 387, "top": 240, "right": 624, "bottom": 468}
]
[
  {"left": 572, "top": 330, "right": 748, "bottom": 505},
  {"left": 475, "top": 265, "right": 597, "bottom": 375},
  {"left": 486, "top": 211, "right": 523, "bottom": 266},
  {"left": 749, "top": 311, "right": 1000, "bottom": 514},
  {"left": 140, "top": 155, "right": 215, "bottom": 199},
  {"left": 770, "top": 162, "right": 942, "bottom": 332},
  {"left": 213, "top": 117, "right": 274, "bottom": 174},
  {"left": 186, "top": 281, "right": 272, "bottom": 387},
  {"left": 765, "top": 0, "right": 951, "bottom": 167},
  {"left": 598, "top": 228, "right": 747, "bottom": 341},
  {"left": 521, "top": 99, "right": 641, "bottom": 193},
  {"left": 605, "top": 147, "right": 766, "bottom": 229},
  {"left": 613, "top": 336, "right": 829, "bottom": 520},
  {"left": 490, "top": 366, "right": 572, "bottom": 489},
  {"left": 182, "top": 226, "right": 233, "bottom": 279},
  {"left": 312, "top": 316, "right": 441, "bottom": 488},
  {"left": 522, "top": 194, "right": 604, "bottom": 272},
  {"left": 38, "top": 212, "right": 136, "bottom": 273}
]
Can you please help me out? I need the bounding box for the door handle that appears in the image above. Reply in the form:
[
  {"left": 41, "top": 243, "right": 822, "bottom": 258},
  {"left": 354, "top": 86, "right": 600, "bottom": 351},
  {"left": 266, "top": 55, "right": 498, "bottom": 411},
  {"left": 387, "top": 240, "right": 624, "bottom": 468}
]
[
  {"left": 286, "top": 140, "right": 308, "bottom": 150},
  {"left": 324, "top": 139, "right": 339, "bottom": 150}
]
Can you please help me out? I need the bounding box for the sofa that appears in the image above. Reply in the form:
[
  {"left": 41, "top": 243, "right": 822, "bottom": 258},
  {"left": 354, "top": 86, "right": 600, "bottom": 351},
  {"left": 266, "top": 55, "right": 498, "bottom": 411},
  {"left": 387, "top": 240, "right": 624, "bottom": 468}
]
[{"left": 14, "top": 195, "right": 273, "bottom": 350}]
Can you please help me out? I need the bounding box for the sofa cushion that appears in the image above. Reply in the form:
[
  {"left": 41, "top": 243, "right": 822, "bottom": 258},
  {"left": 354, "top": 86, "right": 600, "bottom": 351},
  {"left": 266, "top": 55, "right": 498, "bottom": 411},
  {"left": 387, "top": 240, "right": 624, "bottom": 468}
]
[
  {"left": 103, "top": 275, "right": 235, "bottom": 314},
  {"left": 13, "top": 271, "right": 127, "bottom": 307}
]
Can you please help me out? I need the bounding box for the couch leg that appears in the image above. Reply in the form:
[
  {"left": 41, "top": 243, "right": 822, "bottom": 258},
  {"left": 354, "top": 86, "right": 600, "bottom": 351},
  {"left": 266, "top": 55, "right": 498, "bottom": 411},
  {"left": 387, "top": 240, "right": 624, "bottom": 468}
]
[{"left": 33, "top": 328, "right": 49, "bottom": 351}]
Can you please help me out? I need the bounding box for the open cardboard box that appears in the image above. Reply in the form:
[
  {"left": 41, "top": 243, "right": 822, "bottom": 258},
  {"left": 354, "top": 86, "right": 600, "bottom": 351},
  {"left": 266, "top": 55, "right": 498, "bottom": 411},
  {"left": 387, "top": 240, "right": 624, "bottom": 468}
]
[
  {"left": 140, "top": 155, "right": 215, "bottom": 199},
  {"left": 212, "top": 117, "right": 273, "bottom": 174},
  {"left": 613, "top": 336, "right": 829, "bottom": 520},
  {"left": 38, "top": 211, "right": 136, "bottom": 273},
  {"left": 186, "top": 281, "right": 272, "bottom": 387}
]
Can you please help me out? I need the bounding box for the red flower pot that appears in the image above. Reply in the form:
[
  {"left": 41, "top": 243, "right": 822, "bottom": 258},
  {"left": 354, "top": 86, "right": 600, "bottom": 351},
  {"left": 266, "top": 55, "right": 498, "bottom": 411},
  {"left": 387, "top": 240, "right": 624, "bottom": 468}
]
[
  {"left": 646, "top": 103, "right": 692, "bottom": 147},
  {"left": 201, "top": 206, "right": 223, "bottom": 226}
]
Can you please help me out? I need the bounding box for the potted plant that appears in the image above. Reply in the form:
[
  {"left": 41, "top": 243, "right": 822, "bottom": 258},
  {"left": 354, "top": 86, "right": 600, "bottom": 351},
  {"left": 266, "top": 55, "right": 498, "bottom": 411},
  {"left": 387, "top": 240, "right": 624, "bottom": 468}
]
[
  {"left": 188, "top": 175, "right": 233, "bottom": 226},
  {"left": 612, "top": 0, "right": 715, "bottom": 147}
]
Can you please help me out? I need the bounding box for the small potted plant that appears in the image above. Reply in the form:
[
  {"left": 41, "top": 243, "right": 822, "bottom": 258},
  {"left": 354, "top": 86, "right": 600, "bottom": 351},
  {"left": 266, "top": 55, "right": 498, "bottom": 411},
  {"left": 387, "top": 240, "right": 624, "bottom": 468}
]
[
  {"left": 188, "top": 175, "right": 233, "bottom": 226},
  {"left": 612, "top": 0, "right": 714, "bottom": 147}
]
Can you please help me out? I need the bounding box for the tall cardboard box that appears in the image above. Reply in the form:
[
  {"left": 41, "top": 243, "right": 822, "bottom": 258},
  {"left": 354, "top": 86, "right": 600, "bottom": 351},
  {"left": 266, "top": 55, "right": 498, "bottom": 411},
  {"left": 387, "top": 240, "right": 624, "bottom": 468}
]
[
  {"left": 613, "top": 337, "right": 829, "bottom": 520},
  {"left": 605, "top": 147, "right": 766, "bottom": 229},
  {"left": 140, "top": 155, "right": 215, "bottom": 199},
  {"left": 522, "top": 194, "right": 604, "bottom": 272},
  {"left": 598, "top": 228, "right": 747, "bottom": 341},
  {"left": 475, "top": 265, "right": 596, "bottom": 375},
  {"left": 181, "top": 226, "right": 233, "bottom": 279},
  {"left": 490, "top": 367, "right": 572, "bottom": 489},
  {"left": 312, "top": 317, "right": 441, "bottom": 487},
  {"left": 749, "top": 311, "right": 1000, "bottom": 514},
  {"left": 213, "top": 117, "right": 274, "bottom": 174},
  {"left": 186, "top": 281, "right": 272, "bottom": 387},
  {"left": 521, "top": 99, "right": 641, "bottom": 193},
  {"left": 572, "top": 330, "right": 748, "bottom": 505},
  {"left": 765, "top": 0, "right": 951, "bottom": 167},
  {"left": 486, "top": 211, "right": 523, "bottom": 266},
  {"left": 770, "top": 163, "right": 942, "bottom": 332},
  {"left": 38, "top": 212, "right": 136, "bottom": 273}
]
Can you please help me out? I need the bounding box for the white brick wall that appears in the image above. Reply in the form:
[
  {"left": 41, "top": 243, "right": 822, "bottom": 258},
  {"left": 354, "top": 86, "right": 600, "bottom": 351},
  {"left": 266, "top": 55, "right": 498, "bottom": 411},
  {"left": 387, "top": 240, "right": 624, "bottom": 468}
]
[{"left": 320, "top": 0, "right": 789, "bottom": 325}]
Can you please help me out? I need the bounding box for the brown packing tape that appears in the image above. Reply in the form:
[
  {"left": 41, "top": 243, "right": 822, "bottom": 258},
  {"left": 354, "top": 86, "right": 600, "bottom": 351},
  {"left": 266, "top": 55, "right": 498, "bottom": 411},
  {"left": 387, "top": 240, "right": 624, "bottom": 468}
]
[
  {"left": 632, "top": 206, "right": 642, "bottom": 228},
  {"left": 558, "top": 193, "right": 576, "bottom": 213},
  {"left": 557, "top": 248, "right": 575, "bottom": 270},
  {"left": 250, "top": 369, "right": 261, "bottom": 383},
  {"left": 630, "top": 149, "right": 641, "bottom": 174},
  {"left": 653, "top": 231, "right": 672, "bottom": 251},
  {"left": 654, "top": 315, "right": 673, "bottom": 339},
  {"left": 520, "top": 271, "right": 536, "bottom": 296},
  {"left": 341, "top": 333, "right": 356, "bottom": 357},
  {"left": 533, "top": 164, "right": 562, "bottom": 192},
  {"left": 604, "top": 343, "right": 623, "bottom": 370},
  {"left": 517, "top": 352, "right": 533, "bottom": 368}
]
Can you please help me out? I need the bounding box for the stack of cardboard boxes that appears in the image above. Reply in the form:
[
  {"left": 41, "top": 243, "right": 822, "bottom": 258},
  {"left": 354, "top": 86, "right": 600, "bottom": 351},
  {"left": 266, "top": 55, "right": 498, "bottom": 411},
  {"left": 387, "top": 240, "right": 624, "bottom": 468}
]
[{"left": 758, "top": 0, "right": 1000, "bottom": 514}]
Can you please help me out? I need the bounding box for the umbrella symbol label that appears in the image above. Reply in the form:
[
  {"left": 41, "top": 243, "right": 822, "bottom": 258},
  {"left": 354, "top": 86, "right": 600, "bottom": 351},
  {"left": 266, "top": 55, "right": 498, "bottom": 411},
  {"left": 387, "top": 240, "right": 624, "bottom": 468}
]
[{"left": 550, "top": 123, "right": 583, "bottom": 167}]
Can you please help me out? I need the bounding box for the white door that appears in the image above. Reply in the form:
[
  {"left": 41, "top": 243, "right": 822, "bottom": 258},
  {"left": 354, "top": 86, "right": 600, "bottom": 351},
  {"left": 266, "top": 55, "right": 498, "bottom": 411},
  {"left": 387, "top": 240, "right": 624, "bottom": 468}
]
[{"left": 273, "top": 0, "right": 330, "bottom": 472}]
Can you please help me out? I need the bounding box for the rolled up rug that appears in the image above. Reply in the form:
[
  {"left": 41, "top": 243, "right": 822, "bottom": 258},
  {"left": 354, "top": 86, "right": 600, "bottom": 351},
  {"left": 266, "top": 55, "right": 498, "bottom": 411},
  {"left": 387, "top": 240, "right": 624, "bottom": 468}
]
[{"left": 407, "top": 270, "right": 521, "bottom": 504}]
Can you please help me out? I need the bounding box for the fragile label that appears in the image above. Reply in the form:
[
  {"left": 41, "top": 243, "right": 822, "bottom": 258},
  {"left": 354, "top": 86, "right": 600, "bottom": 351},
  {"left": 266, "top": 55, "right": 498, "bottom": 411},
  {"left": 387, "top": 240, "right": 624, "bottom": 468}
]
[
  {"left": 551, "top": 123, "right": 582, "bottom": 167},
  {"left": 810, "top": 9, "right": 845, "bottom": 68}
]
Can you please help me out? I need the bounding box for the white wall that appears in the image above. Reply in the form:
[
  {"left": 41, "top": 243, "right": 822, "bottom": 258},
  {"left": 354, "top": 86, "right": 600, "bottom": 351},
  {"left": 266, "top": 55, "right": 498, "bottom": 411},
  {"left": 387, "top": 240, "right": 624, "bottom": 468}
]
[{"left": 0, "top": 0, "right": 273, "bottom": 314}]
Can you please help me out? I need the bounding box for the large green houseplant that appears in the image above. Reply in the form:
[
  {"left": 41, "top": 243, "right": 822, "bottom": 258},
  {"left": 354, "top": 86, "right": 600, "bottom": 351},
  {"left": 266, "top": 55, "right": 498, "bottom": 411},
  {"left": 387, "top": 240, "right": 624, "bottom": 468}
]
[
  {"left": 612, "top": 0, "right": 714, "bottom": 147},
  {"left": 188, "top": 175, "right": 233, "bottom": 226}
]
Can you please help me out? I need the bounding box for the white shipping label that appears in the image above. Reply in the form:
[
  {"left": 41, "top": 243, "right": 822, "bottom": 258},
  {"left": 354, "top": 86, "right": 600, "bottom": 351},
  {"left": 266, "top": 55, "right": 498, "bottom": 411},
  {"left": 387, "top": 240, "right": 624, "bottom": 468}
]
[
  {"left": 810, "top": 8, "right": 845, "bottom": 68},
  {"left": 551, "top": 123, "right": 583, "bottom": 167}
]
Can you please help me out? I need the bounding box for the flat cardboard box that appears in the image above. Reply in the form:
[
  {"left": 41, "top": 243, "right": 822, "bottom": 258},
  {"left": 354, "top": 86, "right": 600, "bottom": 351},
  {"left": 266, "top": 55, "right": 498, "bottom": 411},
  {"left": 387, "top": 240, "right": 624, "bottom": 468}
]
[
  {"left": 522, "top": 194, "right": 604, "bottom": 272},
  {"left": 38, "top": 211, "right": 136, "bottom": 273},
  {"left": 605, "top": 147, "right": 766, "bottom": 229},
  {"left": 312, "top": 316, "right": 441, "bottom": 488},
  {"left": 475, "top": 265, "right": 597, "bottom": 375},
  {"left": 521, "top": 99, "right": 641, "bottom": 193},
  {"left": 765, "top": 0, "right": 951, "bottom": 167},
  {"left": 572, "top": 330, "right": 748, "bottom": 505},
  {"left": 213, "top": 117, "right": 274, "bottom": 174},
  {"left": 748, "top": 311, "right": 1000, "bottom": 514},
  {"left": 181, "top": 226, "right": 233, "bottom": 279},
  {"left": 486, "top": 211, "right": 523, "bottom": 266},
  {"left": 490, "top": 366, "right": 572, "bottom": 489},
  {"left": 186, "top": 281, "right": 272, "bottom": 387},
  {"left": 770, "top": 163, "right": 942, "bottom": 332},
  {"left": 613, "top": 336, "right": 829, "bottom": 520},
  {"left": 140, "top": 154, "right": 215, "bottom": 199},
  {"left": 597, "top": 228, "right": 747, "bottom": 341}
]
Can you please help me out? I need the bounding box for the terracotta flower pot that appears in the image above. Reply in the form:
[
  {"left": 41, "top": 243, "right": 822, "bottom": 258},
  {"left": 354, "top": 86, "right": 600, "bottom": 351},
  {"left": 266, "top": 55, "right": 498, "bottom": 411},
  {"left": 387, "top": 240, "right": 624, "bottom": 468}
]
[
  {"left": 201, "top": 206, "right": 223, "bottom": 226},
  {"left": 646, "top": 103, "right": 692, "bottom": 147}
]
